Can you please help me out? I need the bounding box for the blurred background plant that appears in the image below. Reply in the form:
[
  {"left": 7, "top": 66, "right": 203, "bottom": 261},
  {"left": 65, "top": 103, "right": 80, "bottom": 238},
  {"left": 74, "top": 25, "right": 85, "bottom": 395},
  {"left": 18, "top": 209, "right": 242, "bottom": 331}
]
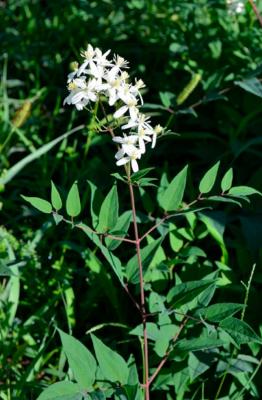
[{"left": 0, "top": 0, "right": 262, "bottom": 399}]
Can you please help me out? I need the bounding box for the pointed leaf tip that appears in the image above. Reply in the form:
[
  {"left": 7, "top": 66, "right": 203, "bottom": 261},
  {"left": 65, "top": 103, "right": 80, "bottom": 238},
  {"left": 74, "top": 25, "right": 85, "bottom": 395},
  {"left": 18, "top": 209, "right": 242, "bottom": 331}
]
[{"left": 66, "top": 181, "right": 81, "bottom": 217}]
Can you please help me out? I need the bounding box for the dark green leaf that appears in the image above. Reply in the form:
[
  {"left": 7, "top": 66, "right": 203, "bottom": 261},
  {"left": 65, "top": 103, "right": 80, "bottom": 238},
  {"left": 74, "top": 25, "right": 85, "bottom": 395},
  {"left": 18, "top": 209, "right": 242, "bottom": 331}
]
[
  {"left": 91, "top": 334, "right": 129, "bottom": 384},
  {"left": 207, "top": 196, "right": 242, "bottom": 207},
  {"left": 126, "top": 237, "right": 163, "bottom": 284},
  {"left": 105, "top": 211, "right": 132, "bottom": 250},
  {"left": 167, "top": 280, "right": 214, "bottom": 308},
  {"left": 199, "top": 161, "right": 220, "bottom": 194},
  {"left": 131, "top": 167, "right": 155, "bottom": 182},
  {"left": 195, "top": 303, "right": 244, "bottom": 322},
  {"left": 159, "top": 165, "right": 188, "bottom": 211},
  {"left": 175, "top": 338, "right": 224, "bottom": 352},
  {"left": 66, "top": 182, "right": 81, "bottom": 218},
  {"left": 58, "top": 329, "right": 97, "bottom": 388},
  {"left": 97, "top": 185, "right": 119, "bottom": 232},
  {"left": 51, "top": 181, "right": 62, "bottom": 210},
  {"left": 21, "top": 195, "right": 52, "bottom": 214},
  {"left": 219, "top": 317, "right": 262, "bottom": 345}
]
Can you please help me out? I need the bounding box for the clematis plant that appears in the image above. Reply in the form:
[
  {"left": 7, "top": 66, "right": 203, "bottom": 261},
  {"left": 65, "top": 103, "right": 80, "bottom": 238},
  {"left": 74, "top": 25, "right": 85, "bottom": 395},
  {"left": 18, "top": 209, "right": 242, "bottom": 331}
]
[
  {"left": 64, "top": 44, "right": 159, "bottom": 172},
  {"left": 23, "top": 44, "right": 262, "bottom": 400}
]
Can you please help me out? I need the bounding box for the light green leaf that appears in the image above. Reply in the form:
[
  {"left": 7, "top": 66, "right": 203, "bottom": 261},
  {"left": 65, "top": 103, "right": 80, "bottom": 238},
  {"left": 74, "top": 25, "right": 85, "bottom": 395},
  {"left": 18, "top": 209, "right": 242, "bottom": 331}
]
[
  {"left": 126, "top": 237, "right": 163, "bottom": 284},
  {"left": 97, "top": 185, "right": 119, "bottom": 232},
  {"left": 159, "top": 165, "right": 188, "bottom": 211},
  {"left": 235, "top": 78, "right": 262, "bottom": 98},
  {"left": 196, "top": 303, "right": 244, "bottom": 323},
  {"left": 105, "top": 211, "right": 132, "bottom": 250},
  {"left": 91, "top": 334, "right": 129, "bottom": 384},
  {"left": 0, "top": 125, "right": 83, "bottom": 185},
  {"left": 51, "top": 181, "right": 62, "bottom": 210},
  {"left": 66, "top": 182, "right": 81, "bottom": 218},
  {"left": 53, "top": 213, "right": 63, "bottom": 225},
  {"left": 228, "top": 186, "right": 261, "bottom": 197},
  {"left": 37, "top": 381, "right": 82, "bottom": 400},
  {"left": 221, "top": 168, "right": 233, "bottom": 192},
  {"left": 219, "top": 317, "right": 262, "bottom": 345},
  {"left": 199, "top": 161, "right": 220, "bottom": 194},
  {"left": 58, "top": 329, "right": 97, "bottom": 389},
  {"left": 21, "top": 195, "right": 52, "bottom": 214},
  {"left": 167, "top": 280, "right": 214, "bottom": 308},
  {"left": 129, "top": 323, "right": 159, "bottom": 341},
  {"left": 207, "top": 196, "right": 242, "bottom": 207}
]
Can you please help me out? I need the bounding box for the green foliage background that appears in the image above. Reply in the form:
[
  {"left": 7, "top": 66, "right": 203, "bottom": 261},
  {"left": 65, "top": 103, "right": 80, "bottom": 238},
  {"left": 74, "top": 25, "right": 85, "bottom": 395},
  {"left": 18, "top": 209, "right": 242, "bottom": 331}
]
[{"left": 0, "top": 0, "right": 262, "bottom": 399}]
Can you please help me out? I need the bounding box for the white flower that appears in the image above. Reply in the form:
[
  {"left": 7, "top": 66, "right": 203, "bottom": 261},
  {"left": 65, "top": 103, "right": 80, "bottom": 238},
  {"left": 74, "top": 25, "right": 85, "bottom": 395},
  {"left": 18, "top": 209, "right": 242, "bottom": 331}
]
[
  {"left": 105, "top": 71, "right": 129, "bottom": 106},
  {"left": 114, "top": 92, "right": 139, "bottom": 121},
  {"left": 129, "top": 79, "right": 145, "bottom": 104},
  {"left": 226, "top": 0, "right": 245, "bottom": 14},
  {"left": 63, "top": 78, "right": 98, "bottom": 110},
  {"left": 116, "top": 144, "right": 142, "bottom": 172},
  {"left": 122, "top": 112, "right": 151, "bottom": 131},
  {"left": 137, "top": 127, "right": 152, "bottom": 154}
]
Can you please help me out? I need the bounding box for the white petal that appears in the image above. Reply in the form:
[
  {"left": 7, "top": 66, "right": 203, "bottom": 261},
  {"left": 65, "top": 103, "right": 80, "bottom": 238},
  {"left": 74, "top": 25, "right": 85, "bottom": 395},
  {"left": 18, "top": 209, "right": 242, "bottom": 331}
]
[
  {"left": 151, "top": 132, "right": 157, "bottom": 148},
  {"left": 114, "top": 106, "right": 128, "bottom": 119},
  {"left": 113, "top": 136, "right": 125, "bottom": 144},
  {"left": 129, "top": 106, "right": 139, "bottom": 121},
  {"left": 115, "top": 148, "right": 125, "bottom": 160},
  {"left": 116, "top": 157, "right": 130, "bottom": 166},
  {"left": 131, "top": 159, "right": 139, "bottom": 172},
  {"left": 139, "top": 138, "right": 146, "bottom": 154}
]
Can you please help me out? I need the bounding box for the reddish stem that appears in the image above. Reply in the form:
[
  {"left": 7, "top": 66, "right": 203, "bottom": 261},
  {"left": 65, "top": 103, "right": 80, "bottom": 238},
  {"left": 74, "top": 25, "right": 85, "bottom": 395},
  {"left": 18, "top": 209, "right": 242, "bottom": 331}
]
[
  {"left": 148, "top": 317, "right": 188, "bottom": 387},
  {"left": 128, "top": 174, "right": 150, "bottom": 400},
  {"left": 248, "top": 0, "right": 262, "bottom": 27}
]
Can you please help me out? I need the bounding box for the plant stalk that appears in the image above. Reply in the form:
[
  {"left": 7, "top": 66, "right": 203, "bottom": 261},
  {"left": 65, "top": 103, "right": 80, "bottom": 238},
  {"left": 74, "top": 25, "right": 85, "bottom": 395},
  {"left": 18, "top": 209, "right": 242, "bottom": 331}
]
[{"left": 127, "top": 171, "right": 150, "bottom": 400}]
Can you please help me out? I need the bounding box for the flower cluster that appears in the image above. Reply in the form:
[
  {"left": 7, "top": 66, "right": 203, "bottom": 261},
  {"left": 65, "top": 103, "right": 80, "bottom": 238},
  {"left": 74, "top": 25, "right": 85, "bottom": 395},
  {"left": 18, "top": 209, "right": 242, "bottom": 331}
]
[
  {"left": 64, "top": 44, "right": 162, "bottom": 172},
  {"left": 226, "top": 0, "right": 245, "bottom": 14}
]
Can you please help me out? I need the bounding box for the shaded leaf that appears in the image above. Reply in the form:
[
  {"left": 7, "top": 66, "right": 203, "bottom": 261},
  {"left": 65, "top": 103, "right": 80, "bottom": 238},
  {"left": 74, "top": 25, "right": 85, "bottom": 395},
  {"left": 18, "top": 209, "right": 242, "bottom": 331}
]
[
  {"left": 167, "top": 280, "right": 214, "bottom": 308},
  {"left": 105, "top": 211, "right": 132, "bottom": 250},
  {"left": 126, "top": 237, "right": 163, "bottom": 284},
  {"left": 219, "top": 317, "right": 262, "bottom": 345},
  {"left": 175, "top": 338, "right": 224, "bottom": 352},
  {"left": 195, "top": 303, "right": 244, "bottom": 323},
  {"left": 235, "top": 78, "right": 262, "bottom": 98}
]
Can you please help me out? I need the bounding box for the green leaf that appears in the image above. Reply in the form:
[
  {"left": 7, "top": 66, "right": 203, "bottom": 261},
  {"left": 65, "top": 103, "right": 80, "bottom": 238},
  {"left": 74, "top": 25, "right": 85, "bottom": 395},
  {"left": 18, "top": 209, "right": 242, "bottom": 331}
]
[
  {"left": 66, "top": 182, "right": 81, "bottom": 217},
  {"left": 235, "top": 78, "right": 262, "bottom": 98},
  {"left": 228, "top": 186, "right": 261, "bottom": 197},
  {"left": 195, "top": 303, "right": 244, "bottom": 323},
  {"left": 131, "top": 167, "right": 155, "bottom": 183},
  {"left": 0, "top": 125, "right": 83, "bottom": 185},
  {"left": 78, "top": 223, "right": 124, "bottom": 286},
  {"left": 37, "top": 381, "right": 82, "bottom": 400},
  {"left": 199, "top": 161, "right": 220, "bottom": 194},
  {"left": 188, "top": 351, "right": 214, "bottom": 381},
  {"left": 207, "top": 196, "right": 242, "bottom": 207},
  {"left": 175, "top": 338, "right": 224, "bottom": 352},
  {"left": 219, "top": 317, "right": 262, "bottom": 345},
  {"left": 51, "top": 181, "right": 62, "bottom": 210},
  {"left": 97, "top": 185, "right": 119, "bottom": 232},
  {"left": 221, "top": 168, "right": 233, "bottom": 192},
  {"left": 167, "top": 280, "right": 214, "bottom": 308},
  {"left": 21, "top": 195, "right": 52, "bottom": 214},
  {"left": 58, "top": 329, "right": 97, "bottom": 389},
  {"left": 126, "top": 237, "right": 163, "bottom": 284},
  {"left": 91, "top": 334, "right": 129, "bottom": 384},
  {"left": 159, "top": 165, "right": 188, "bottom": 211},
  {"left": 129, "top": 323, "right": 159, "bottom": 341},
  {"left": 105, "top": 211, "right": 132, "bottom": 250}
]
